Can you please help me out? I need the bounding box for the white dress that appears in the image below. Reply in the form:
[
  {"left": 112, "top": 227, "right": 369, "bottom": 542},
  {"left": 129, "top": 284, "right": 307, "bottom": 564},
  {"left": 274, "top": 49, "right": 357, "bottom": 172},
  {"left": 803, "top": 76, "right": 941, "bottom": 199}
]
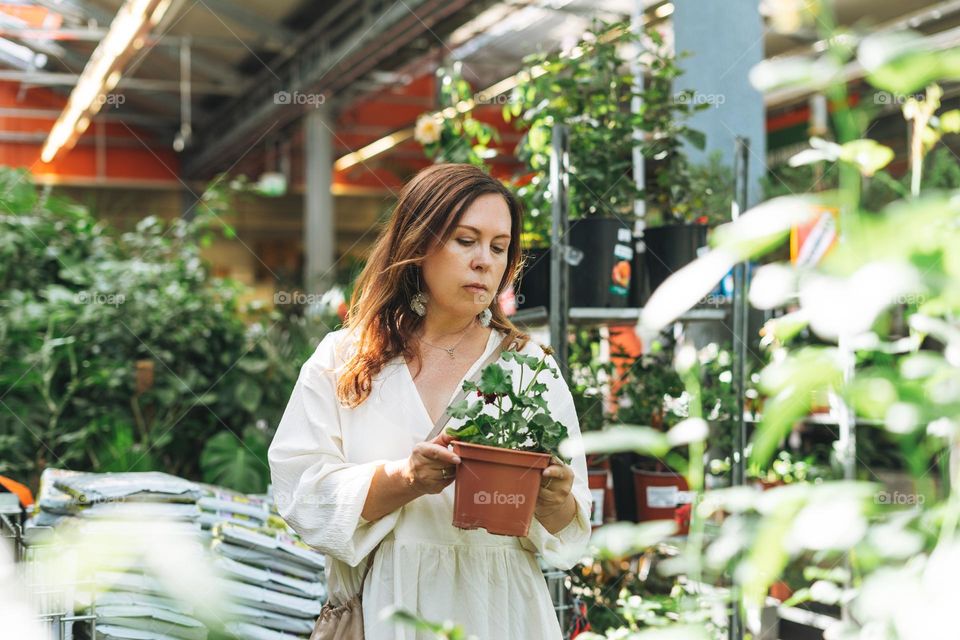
[{"left": 268, "top": 327, "right": 592, "bottom": 640}]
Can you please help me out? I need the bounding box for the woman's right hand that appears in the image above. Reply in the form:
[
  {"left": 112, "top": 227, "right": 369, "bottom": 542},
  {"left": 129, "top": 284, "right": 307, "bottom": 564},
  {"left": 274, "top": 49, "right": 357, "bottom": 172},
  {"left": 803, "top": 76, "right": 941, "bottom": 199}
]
[{"left": 401, "top": 432, "right": 461, "bottom": 495}]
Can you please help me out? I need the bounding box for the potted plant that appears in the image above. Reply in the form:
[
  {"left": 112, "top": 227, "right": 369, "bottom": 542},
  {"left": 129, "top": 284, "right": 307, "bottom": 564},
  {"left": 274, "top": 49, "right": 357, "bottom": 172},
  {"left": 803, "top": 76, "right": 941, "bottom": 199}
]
[
  {"left": 414, "top": 62, "right": 499, "bottom": 168},
  {"left": 631, "top": 30, "right": 721, "bottom": 303},
  {"left": 507, "top": 19, "right": 644, "bottom": 309},
  {"left": 444, "top": 345, "right": 571, "bottom": 536},
  {"left": 612, "top": 343, "right": 685, "bottom": 523}
]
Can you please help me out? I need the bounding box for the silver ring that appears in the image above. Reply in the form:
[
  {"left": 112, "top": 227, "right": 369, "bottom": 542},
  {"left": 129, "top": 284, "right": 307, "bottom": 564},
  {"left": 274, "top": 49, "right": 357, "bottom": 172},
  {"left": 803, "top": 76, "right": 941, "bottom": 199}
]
[{"left": 441, "top": 468, "right": 449, "bottom": 479}]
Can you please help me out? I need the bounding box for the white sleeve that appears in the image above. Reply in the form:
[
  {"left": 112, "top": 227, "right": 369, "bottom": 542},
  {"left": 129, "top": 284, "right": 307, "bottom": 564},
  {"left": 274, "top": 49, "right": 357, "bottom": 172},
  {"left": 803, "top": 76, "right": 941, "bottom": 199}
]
[
  {"left": 268, "top": 333, "right": 400, "bottom": 567},
  {"left": 518, "top": 352, "right": 593, "bottom": 570}
]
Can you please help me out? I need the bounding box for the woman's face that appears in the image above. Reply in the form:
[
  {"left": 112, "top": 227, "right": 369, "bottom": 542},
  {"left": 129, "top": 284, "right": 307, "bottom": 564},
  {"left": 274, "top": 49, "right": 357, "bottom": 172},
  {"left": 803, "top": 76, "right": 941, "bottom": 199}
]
[{"left": 420, "top": 193, "right": 512, "bottom": 320}]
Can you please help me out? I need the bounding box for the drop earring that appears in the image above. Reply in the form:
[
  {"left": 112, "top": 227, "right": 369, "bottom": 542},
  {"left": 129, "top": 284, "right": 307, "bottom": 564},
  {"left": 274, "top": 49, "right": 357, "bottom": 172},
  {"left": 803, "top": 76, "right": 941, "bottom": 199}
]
[
  {"left": 410, "top": 270, "right": 427, "bottom": 317},
  {"left": 478, "top": 307, "right": 492, "bottom": 327}
]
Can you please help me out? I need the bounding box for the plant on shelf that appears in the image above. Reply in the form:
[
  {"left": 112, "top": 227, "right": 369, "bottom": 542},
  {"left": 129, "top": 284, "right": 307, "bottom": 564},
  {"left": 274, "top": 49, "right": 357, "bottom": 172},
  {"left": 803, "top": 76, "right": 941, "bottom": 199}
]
[
  {"left": 634, "top": 28, "right": 709, "bottom": 227},
  {"left": 630, "top": 27, "right": 717, "bottom": 298},
  {"left": 506, "top": 19, "right": 645, "bottom": 224},
  {"left": 568, "top": 328, "right": 614, "bottom": 434},
  {"left": 615, "top": 343, "right": 684, "bottom": 433},
  {"left": 563, "top": 5, "right": 960, "bottom": 638},
  {"left": 414, "top": 62, "right": 499, "bottom": 168},
  {"left": 746, "top": 450, "right": 822, "bottom": 486},
  {"left": 675, "top": 152, "right": 736, "bottom": 228}
]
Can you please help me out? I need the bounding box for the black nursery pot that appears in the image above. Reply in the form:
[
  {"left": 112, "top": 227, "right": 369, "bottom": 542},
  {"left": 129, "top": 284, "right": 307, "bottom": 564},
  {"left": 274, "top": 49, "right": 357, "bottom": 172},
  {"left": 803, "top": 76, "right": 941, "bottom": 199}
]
[
  {"left": 609, "top": 452, "right": 640, "bottom": 523},
  {"left": 568, "top": 217, "right": 634, "bottom": 308},
  {"left": 642, "top": 223, "right": 709, "bottom": 297},
  {"left": 516, "top": 247, "right": 550, "bottom": 310},
  {"left": 629, "top": 236, "right": 648, "bottom": 307}
]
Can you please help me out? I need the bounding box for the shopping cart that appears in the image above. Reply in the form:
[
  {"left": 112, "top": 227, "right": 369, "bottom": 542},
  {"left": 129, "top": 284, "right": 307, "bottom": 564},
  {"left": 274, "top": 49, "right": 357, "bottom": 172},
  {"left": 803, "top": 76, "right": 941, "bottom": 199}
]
[
  {"left": 543, "top": 567, "right": 574, "bottom": 639},
  {"left": 1, "top": 500, "right": 97, "bottom": 640}
]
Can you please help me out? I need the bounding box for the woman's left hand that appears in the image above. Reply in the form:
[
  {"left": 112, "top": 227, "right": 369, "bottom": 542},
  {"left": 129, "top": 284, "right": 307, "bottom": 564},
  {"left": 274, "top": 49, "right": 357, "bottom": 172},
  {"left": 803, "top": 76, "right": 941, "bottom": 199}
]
[{"left": 534, "top": 457, "right": 574, "bottom": 519}]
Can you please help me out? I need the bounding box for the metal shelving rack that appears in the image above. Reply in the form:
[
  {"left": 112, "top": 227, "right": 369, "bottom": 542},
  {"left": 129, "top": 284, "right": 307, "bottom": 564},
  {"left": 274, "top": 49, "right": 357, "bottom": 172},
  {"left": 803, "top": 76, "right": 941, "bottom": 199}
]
[
  {"left": 511, "top": 125, "right": 857, "bottom": 640},
  {"left": 509, "top": 125, "right": 746, "bottom": 639}
]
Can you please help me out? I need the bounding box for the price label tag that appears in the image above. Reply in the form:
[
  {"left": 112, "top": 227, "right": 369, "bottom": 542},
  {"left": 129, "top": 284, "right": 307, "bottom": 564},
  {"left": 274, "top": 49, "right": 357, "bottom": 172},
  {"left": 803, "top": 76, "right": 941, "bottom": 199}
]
[{"left": 646, "top": 485, "right": 678, "bottom": 508}]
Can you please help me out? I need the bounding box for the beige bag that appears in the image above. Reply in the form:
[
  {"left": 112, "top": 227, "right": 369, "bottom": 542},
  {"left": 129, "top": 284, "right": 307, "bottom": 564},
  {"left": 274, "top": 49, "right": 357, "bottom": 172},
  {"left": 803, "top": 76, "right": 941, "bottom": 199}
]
[{"left": 309, "top": 331, "right": 517, "bottom": 639}]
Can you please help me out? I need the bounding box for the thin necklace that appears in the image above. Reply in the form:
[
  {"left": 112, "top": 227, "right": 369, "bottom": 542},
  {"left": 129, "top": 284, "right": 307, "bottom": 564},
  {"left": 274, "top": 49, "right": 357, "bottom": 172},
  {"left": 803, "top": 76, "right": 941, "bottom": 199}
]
[{"left": 418, "top": 319, "right": 476, "bottom": 359}]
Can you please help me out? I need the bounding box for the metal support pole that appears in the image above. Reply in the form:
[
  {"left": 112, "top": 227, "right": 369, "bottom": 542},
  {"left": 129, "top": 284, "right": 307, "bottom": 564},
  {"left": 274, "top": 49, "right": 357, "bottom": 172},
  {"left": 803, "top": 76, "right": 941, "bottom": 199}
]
[
  {"left": 630, "top": 0, "right": 647, "bottom": 234},
  {"left": 729, "top": 136, "right": 751, "bottom": 640},
  {"left": 549, "top": 124, "right": 570, "bottom": 378},
  {"left": 731, "top": 137, "right": 750, "bottom": 489}
]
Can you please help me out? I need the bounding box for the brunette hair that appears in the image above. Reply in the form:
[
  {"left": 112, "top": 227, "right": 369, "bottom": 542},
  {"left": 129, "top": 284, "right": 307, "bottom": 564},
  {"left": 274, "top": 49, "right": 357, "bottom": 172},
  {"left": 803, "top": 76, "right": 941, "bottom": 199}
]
[{"left": 335, "top": 164, "right": 530, "bottom": 408}]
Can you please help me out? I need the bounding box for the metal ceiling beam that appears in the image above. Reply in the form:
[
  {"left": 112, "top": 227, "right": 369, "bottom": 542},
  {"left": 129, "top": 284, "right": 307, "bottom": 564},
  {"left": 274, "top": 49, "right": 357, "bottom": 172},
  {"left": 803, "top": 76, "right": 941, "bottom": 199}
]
[
  {"left": 0, "top": 70, "right": 243, "bottom": 95},
  {"left": 0, "top": 131, "right": 167, "bottom": 146},
  {"left": 0, "top": 106, "right": 178, "bottom": 125},
  {"left": 0, "top": 15, "right": 191, "bottom": 133},
  {"left": 196, "top": 0, "right": 297, "bottom": 52},
  {"left": 183, "top": 0, "right": 489, "bottom": 177},
  {"left": 0, "top": 27, "right": 285, "bottom": 51},
  {"left": 31, "top": 0, "right": 245, "bottom": 86}
]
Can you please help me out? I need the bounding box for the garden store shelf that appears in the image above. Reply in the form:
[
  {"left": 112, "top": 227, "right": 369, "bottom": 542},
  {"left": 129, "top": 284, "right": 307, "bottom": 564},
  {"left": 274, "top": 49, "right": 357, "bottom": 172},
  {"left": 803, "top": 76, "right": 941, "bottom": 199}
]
[
  {"left": 510, "top": 305, "right": 729, "bottom": 327},
  {"left": 743, "top": 414, "right": 883, "bottom": 427}
]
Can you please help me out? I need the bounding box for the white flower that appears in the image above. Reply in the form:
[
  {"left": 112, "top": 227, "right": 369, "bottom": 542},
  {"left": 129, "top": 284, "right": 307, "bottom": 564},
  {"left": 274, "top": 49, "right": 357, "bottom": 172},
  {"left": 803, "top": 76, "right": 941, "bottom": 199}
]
[{"left": 414, "top": 114, "right": 442, "bottom": 145}]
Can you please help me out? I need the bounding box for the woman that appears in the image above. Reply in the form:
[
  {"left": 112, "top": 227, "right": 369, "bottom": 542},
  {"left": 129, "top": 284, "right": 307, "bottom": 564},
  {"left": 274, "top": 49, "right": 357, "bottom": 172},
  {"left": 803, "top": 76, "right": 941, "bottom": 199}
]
[{"left": 268, "top": 164, "right": 592, "bottom": 639}]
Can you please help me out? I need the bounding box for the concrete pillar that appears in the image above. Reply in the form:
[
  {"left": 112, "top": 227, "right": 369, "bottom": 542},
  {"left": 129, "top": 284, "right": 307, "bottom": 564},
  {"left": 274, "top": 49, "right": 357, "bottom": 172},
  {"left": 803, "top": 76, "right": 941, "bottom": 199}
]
[
  {"left": 304, "top": 105, "right": 336, "bottom": 294},
  {"left": 673, "top": 0, "right": 766, "bottom": 208}
]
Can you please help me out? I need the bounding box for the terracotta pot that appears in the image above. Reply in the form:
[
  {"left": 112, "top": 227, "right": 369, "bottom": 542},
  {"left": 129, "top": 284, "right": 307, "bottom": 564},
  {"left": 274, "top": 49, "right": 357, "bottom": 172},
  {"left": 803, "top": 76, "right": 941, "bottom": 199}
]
[
  {"left": 769, "top": 581, "right": 793, "bottom": 602},
  {"left": 450, "top": 441, "right": 551, "bottom": 537},
  {"left": 587, "top": 469, "right": 608, "bottom": 528},
  {"left": 586, "top": 454, "right": 616, "bottom": 524},
  {"left": 135, "top": 359, "right": 154, "bottom": 395},
  {"left": 756, "top": 479, "right": 785, "bottom": 491},
  {"left": 632, "top": 466, "right": 690, "bottom": 523}
]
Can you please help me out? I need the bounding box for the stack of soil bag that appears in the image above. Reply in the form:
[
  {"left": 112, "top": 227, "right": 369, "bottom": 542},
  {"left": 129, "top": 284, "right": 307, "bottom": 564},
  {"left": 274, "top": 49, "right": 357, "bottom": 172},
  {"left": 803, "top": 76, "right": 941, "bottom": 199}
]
[{"left": 23, "top": 470, "right": 327, "bottom": 640}]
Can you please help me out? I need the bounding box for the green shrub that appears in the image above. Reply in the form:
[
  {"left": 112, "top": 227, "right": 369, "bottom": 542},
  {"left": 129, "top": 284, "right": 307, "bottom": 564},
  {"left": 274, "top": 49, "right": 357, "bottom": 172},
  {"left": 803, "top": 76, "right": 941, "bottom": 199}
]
[{"left": 0, "top": 168, "right": 334, "bottom": 492}]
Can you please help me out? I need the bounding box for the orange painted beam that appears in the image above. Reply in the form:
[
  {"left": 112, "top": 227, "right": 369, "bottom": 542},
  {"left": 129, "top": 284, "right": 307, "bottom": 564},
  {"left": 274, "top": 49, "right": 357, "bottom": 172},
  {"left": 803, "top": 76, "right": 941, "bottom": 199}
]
[{"left": 0, "top": 82, "right": 180, "bottom": 183}]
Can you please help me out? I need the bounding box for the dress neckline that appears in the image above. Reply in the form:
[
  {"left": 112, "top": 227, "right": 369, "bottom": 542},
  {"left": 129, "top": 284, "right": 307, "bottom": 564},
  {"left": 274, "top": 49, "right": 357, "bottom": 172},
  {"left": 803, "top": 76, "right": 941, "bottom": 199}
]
[{"left": 400, "top": 327, "right": 501, "bottom": 432}]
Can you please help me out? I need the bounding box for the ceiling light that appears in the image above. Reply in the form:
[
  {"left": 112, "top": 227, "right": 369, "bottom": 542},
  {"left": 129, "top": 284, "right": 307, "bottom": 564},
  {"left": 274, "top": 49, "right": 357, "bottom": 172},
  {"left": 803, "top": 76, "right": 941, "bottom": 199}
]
[{"left": 40, "top": 0, "right": 171, "bottom": 163}]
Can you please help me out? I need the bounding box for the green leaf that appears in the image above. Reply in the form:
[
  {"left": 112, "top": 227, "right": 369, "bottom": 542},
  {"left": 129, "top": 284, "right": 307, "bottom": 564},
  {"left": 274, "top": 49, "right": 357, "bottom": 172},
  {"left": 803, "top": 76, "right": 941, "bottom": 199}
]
[
  {"left": 446, "top": 424, "right": 480, "bottom": 439},
  {"left": 938, "top": 109, "right": 960, "bottom": 133},
  {"left": 859, "top": 30, "right": 960, "bottom": 94},
  {"left": 839, "top": 139, "right": 894, "bottom": 177},
  {"left": 749, "top": 55, "right": 841, "bottom": 93},
  {"left": 751, "top": 348, "right": 843, "bottom": 467},
  {"left": 235, "top": 377, "right": 262, "bottom": 414},
  {"left": 479, "top": 364, "right": 511, "bottom": 395},
  {"left": 200, "top": 428, "right": 269, "bottom": 493}
]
